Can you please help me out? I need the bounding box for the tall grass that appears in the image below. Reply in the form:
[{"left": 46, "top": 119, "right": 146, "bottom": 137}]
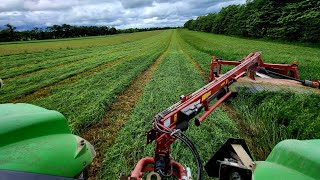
[{"left": 231, "top": 90, "right": 320, "bottom": 159}]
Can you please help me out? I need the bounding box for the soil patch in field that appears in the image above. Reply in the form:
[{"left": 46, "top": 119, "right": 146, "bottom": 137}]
[{"left": 81, "top": 42, "right": 171, "bottom": 179}]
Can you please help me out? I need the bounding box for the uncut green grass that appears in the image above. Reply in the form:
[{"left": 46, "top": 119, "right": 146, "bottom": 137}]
[
  {"left": 178, "top": 29, "right": 320, "bottom": 80},
  {"left": 31, "top": 30, "right": 172, "bottom": 132},
  {"left": 231, "top": 91, "right": 320, "bottom": 160},
  {"left": 100, "top": 30, "right": 238, "bottom": 179},
  {"left": 0, "top": 31, "right": 172, "bottom": 103}
]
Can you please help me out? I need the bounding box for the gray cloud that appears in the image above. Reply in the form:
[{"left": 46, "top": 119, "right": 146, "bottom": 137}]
[
  {"left": 0, "top": 0, "right": 245, "bottom": 30},
  {"left": 120, "top": 0, "right": 153, "bottom": 9}
]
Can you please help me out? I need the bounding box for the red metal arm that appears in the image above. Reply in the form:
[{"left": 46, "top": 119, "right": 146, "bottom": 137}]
[{"left": 209, "top": 55, "right": 300, "bottom": 81}]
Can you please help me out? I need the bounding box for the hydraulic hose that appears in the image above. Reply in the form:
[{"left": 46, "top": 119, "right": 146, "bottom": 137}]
[
  {"left": 172, "top": 130, "right": 204, "bottom": 180},
  {"left": 154, "top": 121, "right": 204, "bottom": 180},
  {"left": 258, "top": 68, "right": 303, "bottom": 83}
]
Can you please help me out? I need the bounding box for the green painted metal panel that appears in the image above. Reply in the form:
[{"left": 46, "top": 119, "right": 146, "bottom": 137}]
[
  {"left": 254, "top": 161, "right": 315, "bottom": 180},
  {"left": 0, "top": 103, "right": 71, "bottom": 146},
  {"left": 0, "top": 103, "right": 95, "bottom": 177},
  {"left": 254, "top": 139, "right": 320, "bottom": 180}
]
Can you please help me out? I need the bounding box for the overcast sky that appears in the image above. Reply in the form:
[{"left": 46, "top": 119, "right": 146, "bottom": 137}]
[{"left": 0, "top": 0, "right": 245, "bottom": 30}]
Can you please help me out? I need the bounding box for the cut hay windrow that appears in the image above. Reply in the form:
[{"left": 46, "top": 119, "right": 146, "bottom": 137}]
[
  {"left": 0, "top": 31, "right": 171, "bottom": 103},
  {"left": 3, "top": 36, "right": 160, "bottom": 81},
  {"left": 13, "top": 55, "right": 131, "bottom": 103},
  {"left": 0, "top": 30, "right": 163, "bottom": 55},
  {"left": 31, "top": 30, "right": 172, "bottom": 132},
  {"left": 0, "top": 31, "right": 169, "bottom": 77},
  {"left": 3, "top": 53, "right": 96, "bottom": 79}
]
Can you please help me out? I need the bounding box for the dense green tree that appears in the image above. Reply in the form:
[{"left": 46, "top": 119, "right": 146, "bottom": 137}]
[
  {"left": 0, "top": 24, "right": 17, "bottom": 41},
  {"left": 184, "top": 19, "right": 195, "bottom": 30},
  {"left": 6, "top": 24, "right": 16, "bottom": 40},
  {"left": 184, "top": 0, "right": 320, "bottom": 43}
]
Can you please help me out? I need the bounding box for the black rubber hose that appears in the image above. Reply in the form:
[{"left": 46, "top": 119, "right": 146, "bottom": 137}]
[{"left": 172, "top": 131, "right": 204, "bottom": 180}]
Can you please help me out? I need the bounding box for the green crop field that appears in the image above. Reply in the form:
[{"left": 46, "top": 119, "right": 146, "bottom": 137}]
[
  {"left": 1, "top": 29, "right": 319, "bottom": 179},
  {"left": 0, "top": 30, "right": 163, "bottom": 55}
]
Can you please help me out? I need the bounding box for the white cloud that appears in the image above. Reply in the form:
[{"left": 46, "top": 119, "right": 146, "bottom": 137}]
[
  {"left": 23, "top": 0, "right": 76, "bottom": 11},
  {"left": 0, "top": 0, "right": 246, "bottom": 30},
  {"left": 207, "top": 0, "right": 246, "bottom": 13},
  {"left": 120, "top": 0, "right": 153, "bottom": 9}
]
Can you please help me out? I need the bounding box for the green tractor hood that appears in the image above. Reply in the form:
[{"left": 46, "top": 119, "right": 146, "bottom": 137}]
[
  {"left": 0, "top": 103, "right": 96, "bottom": 178},
  {"left": 254, "top": 139, "right": 320, "bottom": 180}
]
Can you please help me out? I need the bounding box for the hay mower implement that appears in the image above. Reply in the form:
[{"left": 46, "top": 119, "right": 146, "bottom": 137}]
[
  {"left": 0, "top": 52, "right": 319, "bottom": 180},
  {"left": 123, "top": 52, "right": 320, "bottom": 180}
]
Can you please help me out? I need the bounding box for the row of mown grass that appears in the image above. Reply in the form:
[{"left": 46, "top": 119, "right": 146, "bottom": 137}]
[
  {"left": 0, "top": 30, "right": 163, "bottom": 55},
  {"left": 1, "top": 48, "right": 87, "bottom": 69},
  {"left": 100, "top": 30, "right": 238, "bottom": 179},
  {"left": 31, "top": 30, "right": 173, "bottom": 132},
  {"left": 0, "top": 31, "right": 171, "bottom": 103},
  {"left": 0, "top": 30, "right": 166, "bottom": 73},
  {"left": 176, "top": 31, "right": 212, "bottom": 77},
  {"left": 177, "top": 29, "right": 320, "bottom": 160},
  {"left": 0, "top": 31, "right": 164, "bottom": 70},
  {"left": 1, "top": 40, "right": 139, "bottom": 76}
]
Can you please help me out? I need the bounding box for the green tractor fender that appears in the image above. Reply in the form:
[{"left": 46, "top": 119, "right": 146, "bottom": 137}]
[
  {"left": 254, "top": 139, "right": 320, "bottom": 180},
  {"left": 0, "top": 103, "right": 96, "bottom": 179}
]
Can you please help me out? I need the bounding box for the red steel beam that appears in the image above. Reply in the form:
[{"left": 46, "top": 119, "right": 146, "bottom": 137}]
[
  {"left": 158, "top": 52, "right": 260, "bottom": 128},
  {"left": 195, "top": 91, "right": 232, "bottom": 126}
]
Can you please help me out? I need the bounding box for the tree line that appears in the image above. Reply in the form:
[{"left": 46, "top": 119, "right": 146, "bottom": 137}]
[
  {"left": 184, "top": 0, "right": 320, "bottom": 43},
  {"left": 0, "top": 24, "right": 175, "bottom": 42}
]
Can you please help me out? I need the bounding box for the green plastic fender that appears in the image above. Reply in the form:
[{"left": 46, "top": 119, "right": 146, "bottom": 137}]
[
  {"left": 0, "top": 103, "right": 96, "bottom": 178},
  {"left": 254, "top": 139, "right": 320, "bottom": 180}
]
